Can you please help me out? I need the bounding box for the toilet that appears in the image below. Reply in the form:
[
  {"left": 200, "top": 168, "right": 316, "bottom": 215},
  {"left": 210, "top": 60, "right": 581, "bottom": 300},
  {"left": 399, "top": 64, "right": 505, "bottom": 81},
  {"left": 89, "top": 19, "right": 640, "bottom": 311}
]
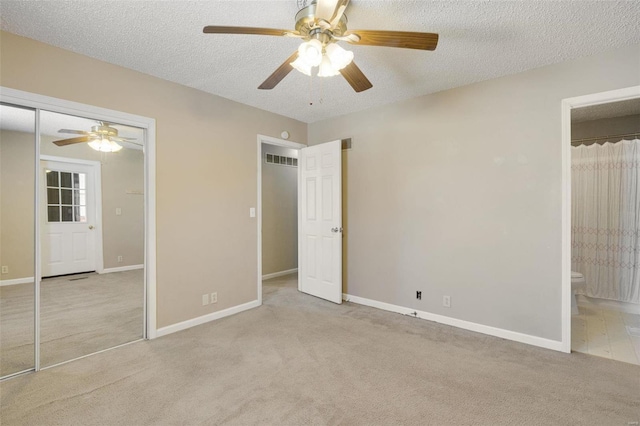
[{"left": 571, "top": 271, "right": 586, "bottom": 315}]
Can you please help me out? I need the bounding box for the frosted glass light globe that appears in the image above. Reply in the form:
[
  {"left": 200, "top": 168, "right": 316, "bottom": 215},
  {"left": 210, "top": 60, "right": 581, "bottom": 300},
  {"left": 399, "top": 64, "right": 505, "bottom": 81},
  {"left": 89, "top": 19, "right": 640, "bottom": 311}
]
[
  {"left": 318, "top": 55, "right": 340, "bottom": 77},
  {"left": 88, "top": 137, "right": 123, "bottom": 153},
  {"left": 298, "top": 39, "right": 323, "bottom": 67},
  {"left": 325, "top": 43, "right": 354, "bottom": 70}
]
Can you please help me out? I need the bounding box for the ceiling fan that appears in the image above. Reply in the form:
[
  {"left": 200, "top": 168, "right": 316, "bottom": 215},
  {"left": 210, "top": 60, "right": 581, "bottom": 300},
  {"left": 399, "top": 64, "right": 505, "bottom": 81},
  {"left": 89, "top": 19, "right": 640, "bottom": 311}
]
[
  {"left": 203, "top": 0, "right": 439, "bottom": 93},
  {"left": 53, "top": 122, "right": 138, "bottom": 153}
]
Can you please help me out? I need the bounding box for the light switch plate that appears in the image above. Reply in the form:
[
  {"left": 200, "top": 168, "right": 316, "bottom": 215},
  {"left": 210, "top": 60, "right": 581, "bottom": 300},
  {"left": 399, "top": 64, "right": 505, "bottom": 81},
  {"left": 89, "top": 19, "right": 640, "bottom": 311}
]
[
  {"left": 116, "top": 207, "right": 122, "bottom": 216},
  {"left": 249, "top": 207, "right": 256, "bottom": 218}
]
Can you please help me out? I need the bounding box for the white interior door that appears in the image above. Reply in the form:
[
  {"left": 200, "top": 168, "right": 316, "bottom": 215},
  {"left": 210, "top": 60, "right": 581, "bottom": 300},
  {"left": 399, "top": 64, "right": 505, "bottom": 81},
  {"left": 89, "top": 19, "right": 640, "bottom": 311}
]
[
  {"left": 298, "top": 140, "right": 342, "bottom": 304},
  {"left": 40, "top": 160, "right": 97, "bottom": 277}
]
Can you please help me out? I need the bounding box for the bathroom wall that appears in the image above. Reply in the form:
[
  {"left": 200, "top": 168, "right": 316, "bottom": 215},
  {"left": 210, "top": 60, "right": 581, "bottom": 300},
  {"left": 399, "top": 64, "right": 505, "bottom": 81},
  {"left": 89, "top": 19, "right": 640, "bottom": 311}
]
[{"left": 572, "top": 114, "right": 640, "bottom": 145}]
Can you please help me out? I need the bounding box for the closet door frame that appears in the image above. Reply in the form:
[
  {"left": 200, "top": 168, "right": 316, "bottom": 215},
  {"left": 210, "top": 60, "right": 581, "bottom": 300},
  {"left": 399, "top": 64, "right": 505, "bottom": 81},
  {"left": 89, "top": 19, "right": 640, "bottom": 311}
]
[{"left": 0, "top": 87, "right": 157, "bottom": 377}]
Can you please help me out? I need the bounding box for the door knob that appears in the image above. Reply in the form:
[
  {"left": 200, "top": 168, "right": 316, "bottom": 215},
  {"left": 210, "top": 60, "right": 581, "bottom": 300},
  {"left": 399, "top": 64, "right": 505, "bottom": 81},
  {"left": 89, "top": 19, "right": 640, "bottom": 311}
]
[
  {"left": 88, "top": 225, "right": 94, "bottom": 230},
  {"left": 331, "top": 227, "right": 343, "bottom": 233}
]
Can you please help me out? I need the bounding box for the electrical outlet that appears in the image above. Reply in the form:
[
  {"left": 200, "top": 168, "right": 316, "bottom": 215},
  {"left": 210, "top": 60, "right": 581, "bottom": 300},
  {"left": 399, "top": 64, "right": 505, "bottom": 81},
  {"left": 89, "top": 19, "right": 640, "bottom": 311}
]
[
  {"left": 211, "top": 292, "right": 217, "bottom": 304},
  {"left": 443, "top": 295, "right": 451, "bottom": 308},
  {"left": 202, "top": 294, "right": 209, "bottom": 306},
  {"left": 1, "top": 266, "right": 8, "bottom": 274},
  {"left": 117, "top": 255, "right": 123, "bottom": 263},
  {"left": 416, "top": 291, "right": 421, "bottom": 300}
]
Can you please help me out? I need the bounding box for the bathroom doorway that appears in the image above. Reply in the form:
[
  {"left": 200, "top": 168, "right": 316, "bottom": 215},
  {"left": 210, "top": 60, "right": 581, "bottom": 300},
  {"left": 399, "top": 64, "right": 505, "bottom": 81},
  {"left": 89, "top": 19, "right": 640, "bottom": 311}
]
[{"left": 562, "top": 87, "right": 640, "bottom": 364}]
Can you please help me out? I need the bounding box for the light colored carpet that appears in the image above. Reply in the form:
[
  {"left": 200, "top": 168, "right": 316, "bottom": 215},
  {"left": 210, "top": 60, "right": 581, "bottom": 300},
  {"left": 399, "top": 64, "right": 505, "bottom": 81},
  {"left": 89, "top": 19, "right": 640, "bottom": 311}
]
[
  {"left": 1, "top": 273, "right": 639, "bottom": 425},
  {"left": 0, "top": 270, "right": 144, "bottom": 376}
]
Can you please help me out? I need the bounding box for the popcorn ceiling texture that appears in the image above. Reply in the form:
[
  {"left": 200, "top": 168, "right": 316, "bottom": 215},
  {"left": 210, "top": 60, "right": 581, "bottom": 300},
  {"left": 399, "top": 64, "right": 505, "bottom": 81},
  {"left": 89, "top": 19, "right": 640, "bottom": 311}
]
[{"left": 1, "top": 0, "right": 639, "bottom": 123}]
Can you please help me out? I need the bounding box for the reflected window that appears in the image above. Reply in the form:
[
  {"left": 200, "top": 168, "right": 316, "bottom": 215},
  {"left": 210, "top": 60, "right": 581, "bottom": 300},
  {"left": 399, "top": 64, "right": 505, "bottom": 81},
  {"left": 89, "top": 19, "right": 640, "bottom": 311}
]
[{"left": 46, "top": 170, "right": 87, "bottom": 222}]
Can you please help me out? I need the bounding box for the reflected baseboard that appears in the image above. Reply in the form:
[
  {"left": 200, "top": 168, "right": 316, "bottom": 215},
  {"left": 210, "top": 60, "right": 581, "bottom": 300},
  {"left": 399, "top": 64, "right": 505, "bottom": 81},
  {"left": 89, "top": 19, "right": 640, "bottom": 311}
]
[
  {"left": 101, "top": 264, "right": 144, "bottom": 274},
  {"left": 0, "top": 277, "right": 34, "bottom": 286},
  {"left": 1, "top": 265, "right": 143, "bottom": 285}
]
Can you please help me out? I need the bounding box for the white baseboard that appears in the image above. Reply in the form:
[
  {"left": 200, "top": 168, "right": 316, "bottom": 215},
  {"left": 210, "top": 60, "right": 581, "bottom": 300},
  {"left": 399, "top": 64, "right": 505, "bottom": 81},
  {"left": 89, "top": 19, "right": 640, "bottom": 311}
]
[
  {"left": 343, "top": 293, "right": 564, "bottom": 352},
  {"left": 100, "top": 264, "right": 144, "bottom": 274},
  {"left": 262, "top": 268, "right": 298, "bottom": 280},
  {"left": 0, "top": 277, "right": 34, "bottom": 286},
  {"left": 155, "top": 299, "right": 261, "bottom": 338}
]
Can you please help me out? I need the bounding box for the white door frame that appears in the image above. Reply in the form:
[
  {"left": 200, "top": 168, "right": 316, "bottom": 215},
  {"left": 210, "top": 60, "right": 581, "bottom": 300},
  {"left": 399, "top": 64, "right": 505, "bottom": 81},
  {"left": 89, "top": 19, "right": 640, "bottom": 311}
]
[
  {"left": 560, "top": 85, "right": 640, "bottom": 353},
  {"left": 0, "top": 87, "right": 157, "bottom": 375},
  {"left": 40, "top": 155, "right": 104, "bottom": 275},
  {"left": 256, "top": 134, "right": 306, "bottom": 305}
]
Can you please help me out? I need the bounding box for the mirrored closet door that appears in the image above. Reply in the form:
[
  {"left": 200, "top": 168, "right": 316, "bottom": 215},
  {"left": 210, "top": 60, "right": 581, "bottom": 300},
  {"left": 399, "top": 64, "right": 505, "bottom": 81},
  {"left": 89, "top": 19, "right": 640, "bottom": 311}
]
[
  {"left": 0, "top": 104, "right": 146, "bottom": 378},
  {"left": 0, "top": 103, "right": 36, "bottom": 377},
  {"left": 38, "top": 110, "right": 145, "bottom": 368}
]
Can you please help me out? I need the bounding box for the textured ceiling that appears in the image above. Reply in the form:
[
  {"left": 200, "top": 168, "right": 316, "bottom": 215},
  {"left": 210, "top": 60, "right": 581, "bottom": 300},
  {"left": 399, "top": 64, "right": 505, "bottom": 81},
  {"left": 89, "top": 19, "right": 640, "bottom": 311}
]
[
  {"left": 1, "top": 1, "right": 639, "bottom": 123},
  {"left": 572, "top": 98, "right": 640, "bottom": 123}
]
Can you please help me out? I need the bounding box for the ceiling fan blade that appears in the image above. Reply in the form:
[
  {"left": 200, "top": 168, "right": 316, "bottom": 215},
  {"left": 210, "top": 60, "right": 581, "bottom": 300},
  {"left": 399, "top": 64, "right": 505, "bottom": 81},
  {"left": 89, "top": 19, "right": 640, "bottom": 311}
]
[
  {"left": 119, "top": 141, "right": 144, "bottom": 151},
  {"left": 315, "top": 0, "right": 340, "bottom": 22},
  {"left": 58, "top": 129, "right": 88, "bottom": 135},
  {"left": 329, "top": 0, "right": 350, "bottom": 28},
  {"left": 258, "top": 51, "right": 299, "bottom": 90},
  {"left": 53, "top": 136, "right": 91, "bottom": 147},
  {"left": 203, "top": 26, "right": 291, "bottom": 37},
  {"left": 339, "top": 61, "right": 373, "bottom": 93},
  {"left": 110, "top": 136, "right": 138, "bottom": 142},
  {"left": 283, "top": 31, "right": 304, "bottom": 38},
  {"left": 346, "top": 30, "right": 439, "bottom": 51}
]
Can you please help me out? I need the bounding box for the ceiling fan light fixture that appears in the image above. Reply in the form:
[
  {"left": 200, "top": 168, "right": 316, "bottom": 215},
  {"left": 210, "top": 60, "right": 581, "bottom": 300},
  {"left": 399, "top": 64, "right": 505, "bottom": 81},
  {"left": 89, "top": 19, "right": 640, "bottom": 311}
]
[
  {"left": 325, "top": 43, "right": 354, "bottom": 70},
  {"left": 291, "top": 56, "right": 313, "bottom": 76},
  {"left": 88, "top": 137, "right": 123, "bottom": 153},
  {"left": 318, "top": 55, "right": 340, "bottom": 77},
  {"left": 297, "top": 39, "right": 323, "bottom": 67}
]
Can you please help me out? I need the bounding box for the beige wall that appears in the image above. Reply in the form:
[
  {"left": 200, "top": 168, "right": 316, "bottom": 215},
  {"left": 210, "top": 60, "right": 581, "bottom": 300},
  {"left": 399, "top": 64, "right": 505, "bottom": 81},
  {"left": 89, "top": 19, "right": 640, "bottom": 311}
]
[
  {"left": 0, "top": 130, "right": 35, "bottom": 281},
  {"left": 4, "top": 28, "right": 637, "bottom": 342},
  {"left": 261, "top": 144, "right": 298, "bottom": 275},
  {"left": 308, "top": 44, "right": 640, "bottom": 341},
  {"left": 572, "top": 114, "right": 640, "bottom": 144},
  {"left": 0, "top": 31, "right": 307, "bottom": 328},
  {"left": 40, "top": 135, "right": 145, "bottom": 270}
]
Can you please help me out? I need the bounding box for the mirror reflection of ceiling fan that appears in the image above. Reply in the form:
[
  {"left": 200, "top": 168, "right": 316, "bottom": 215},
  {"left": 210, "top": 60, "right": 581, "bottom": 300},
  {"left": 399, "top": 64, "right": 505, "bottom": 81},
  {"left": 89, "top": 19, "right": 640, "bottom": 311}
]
[
  {"left": 53, "top": 122, "right": 138, "bottom": 153},
  {"left": 203, "top": 0, "right": 439, "bottom": 92}
]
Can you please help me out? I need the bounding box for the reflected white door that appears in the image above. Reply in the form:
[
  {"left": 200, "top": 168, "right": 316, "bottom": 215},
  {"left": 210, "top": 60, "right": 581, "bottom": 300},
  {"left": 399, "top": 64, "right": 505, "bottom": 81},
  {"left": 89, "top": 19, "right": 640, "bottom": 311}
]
[
  {"left": 40, "top": 160, "right": 97, "bottom": 277},
  {"left": 298, "top": 140, "right": 342, "bottom": 304}
]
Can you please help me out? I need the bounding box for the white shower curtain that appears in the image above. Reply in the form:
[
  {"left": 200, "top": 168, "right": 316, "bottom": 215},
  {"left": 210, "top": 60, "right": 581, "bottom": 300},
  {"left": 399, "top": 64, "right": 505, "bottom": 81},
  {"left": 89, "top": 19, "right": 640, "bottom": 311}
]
[{"left": 572, "top": 139, "right": 640, "bottom": 304}]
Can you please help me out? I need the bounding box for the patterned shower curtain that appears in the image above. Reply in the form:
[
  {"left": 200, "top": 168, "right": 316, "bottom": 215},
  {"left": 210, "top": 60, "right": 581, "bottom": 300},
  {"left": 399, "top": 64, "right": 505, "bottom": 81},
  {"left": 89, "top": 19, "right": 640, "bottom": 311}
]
[{"left": 571, "top": 139, "right": 640, "bottom": 304}]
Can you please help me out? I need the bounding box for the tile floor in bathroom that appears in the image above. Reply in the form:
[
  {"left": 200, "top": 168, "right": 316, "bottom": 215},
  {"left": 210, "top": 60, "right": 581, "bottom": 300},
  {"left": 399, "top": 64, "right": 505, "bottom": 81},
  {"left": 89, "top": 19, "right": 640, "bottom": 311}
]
[{"left": 572, "top": 296, "right": 640, "bottom": 365}]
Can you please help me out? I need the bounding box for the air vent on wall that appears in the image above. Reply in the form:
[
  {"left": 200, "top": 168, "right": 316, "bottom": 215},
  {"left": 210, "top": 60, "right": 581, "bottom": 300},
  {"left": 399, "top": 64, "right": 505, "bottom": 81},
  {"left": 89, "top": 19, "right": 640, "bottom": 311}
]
[{"left": 265, "top": 153, "right": 298, "bottom": 167}]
